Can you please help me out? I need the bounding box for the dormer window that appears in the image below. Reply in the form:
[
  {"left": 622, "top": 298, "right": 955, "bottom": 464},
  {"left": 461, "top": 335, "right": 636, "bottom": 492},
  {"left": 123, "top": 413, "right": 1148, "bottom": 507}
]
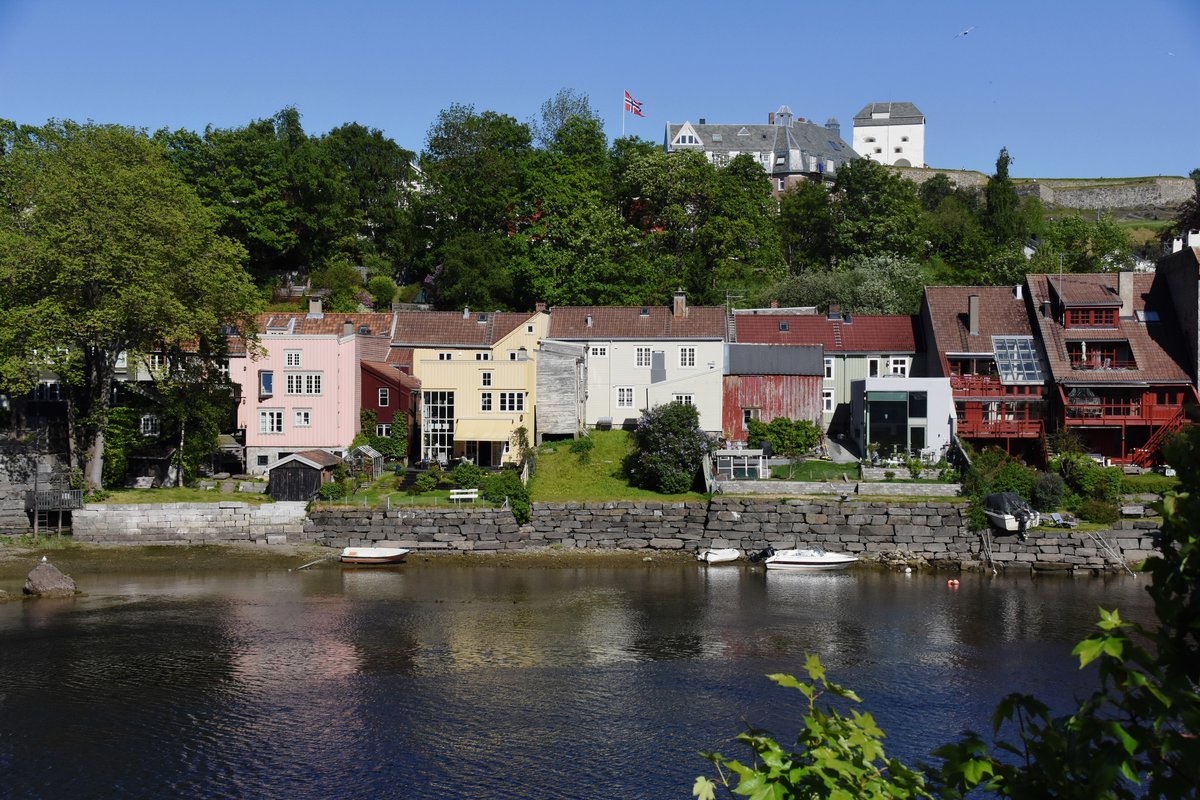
[
  {"left": 1065, "top": 308, "right": 1118, "bottom": 328},
  {"left": 676, "top": 133, "right": 698, "bottom": 145}
]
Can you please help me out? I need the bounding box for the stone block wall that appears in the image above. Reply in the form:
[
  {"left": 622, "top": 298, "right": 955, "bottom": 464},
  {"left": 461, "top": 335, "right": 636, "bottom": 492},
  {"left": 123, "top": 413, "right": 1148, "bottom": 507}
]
[{"left": 72, "top": 501, "right": 309, "bottom": 545}]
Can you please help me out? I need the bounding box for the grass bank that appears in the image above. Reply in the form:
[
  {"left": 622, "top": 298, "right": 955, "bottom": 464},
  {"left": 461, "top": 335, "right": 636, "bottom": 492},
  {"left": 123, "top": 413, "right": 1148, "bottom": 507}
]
[{"left": 532, "top": 430, "right": 706, "bottom": 503}]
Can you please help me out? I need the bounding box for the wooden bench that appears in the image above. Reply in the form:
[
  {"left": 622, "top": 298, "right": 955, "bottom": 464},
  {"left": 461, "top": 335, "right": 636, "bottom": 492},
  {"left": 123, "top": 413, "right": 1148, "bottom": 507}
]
[{"left": 449, "top": 488, "right": 479, "bottom": 503}]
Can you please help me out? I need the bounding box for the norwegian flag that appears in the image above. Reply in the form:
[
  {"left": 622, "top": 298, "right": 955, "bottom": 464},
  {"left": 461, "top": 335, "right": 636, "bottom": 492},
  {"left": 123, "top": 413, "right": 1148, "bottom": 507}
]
[{"left": 624, "top": 90, "right": 644, "bottom": 117}]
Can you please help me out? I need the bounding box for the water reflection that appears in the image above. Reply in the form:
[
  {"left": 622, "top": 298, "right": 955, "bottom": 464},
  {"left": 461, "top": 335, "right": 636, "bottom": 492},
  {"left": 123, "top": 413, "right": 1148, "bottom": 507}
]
[{"left": 0, "top": 562, "right": 1153, "bottom": 800}]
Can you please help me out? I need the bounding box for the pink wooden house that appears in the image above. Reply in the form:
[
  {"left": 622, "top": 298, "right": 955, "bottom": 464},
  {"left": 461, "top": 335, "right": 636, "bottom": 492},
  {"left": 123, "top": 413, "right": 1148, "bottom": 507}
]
[{"left": 231, "top": 303, "right": 394, "bottom": 474}]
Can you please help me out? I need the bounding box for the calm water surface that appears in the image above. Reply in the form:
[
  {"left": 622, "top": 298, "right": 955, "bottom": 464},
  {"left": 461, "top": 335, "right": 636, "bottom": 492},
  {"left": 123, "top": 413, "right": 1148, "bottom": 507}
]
[{"left": 0, "top": 560, "right": 1153, "bottom": 799}]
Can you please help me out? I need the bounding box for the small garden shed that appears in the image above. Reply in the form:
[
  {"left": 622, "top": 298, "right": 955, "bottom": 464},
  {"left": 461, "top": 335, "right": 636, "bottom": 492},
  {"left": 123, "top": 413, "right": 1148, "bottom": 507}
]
[
  {"left": 349, "top": 444, "right": 383, "bottom": 478},
  {"left": 266, "top": 450, "right": 343, "bottom": 501}
]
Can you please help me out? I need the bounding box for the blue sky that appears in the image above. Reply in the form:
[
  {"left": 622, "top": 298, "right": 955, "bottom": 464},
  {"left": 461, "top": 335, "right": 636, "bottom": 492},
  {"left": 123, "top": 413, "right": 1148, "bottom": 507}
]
[{"left": 1, "top": 0, "right": 1197, "bottom": 178}]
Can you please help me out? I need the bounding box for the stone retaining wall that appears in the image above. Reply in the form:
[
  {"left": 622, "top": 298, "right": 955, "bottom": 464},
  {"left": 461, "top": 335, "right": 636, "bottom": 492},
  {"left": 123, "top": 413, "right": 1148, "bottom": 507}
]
[{"left": 72, "top": 501, "right": 309, "bottom": 545}]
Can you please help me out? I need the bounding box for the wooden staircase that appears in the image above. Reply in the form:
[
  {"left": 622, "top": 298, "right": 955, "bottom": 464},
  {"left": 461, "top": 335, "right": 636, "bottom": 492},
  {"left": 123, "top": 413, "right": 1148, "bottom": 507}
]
[{"left": 1129, "top": 406, "right": 1188, "bottom": 468}]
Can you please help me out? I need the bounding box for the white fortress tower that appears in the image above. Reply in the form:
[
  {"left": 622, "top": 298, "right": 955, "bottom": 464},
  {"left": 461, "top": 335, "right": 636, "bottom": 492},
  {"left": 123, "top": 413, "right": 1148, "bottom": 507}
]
[{"left": 852, "top": 102, "right": 925, "bottom": 167}]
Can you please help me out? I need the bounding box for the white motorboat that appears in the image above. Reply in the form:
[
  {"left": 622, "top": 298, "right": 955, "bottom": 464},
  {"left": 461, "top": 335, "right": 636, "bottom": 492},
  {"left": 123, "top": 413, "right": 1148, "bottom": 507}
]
[
  {"left": 982, "top": 492, "right": 1039, "bottom": 536},
  {"left": 339, "top": 546, "right": 410, "bottom": 565},
  {"left": 696, "top": 548, "right": 740, "bottom": 564},
  {"left": 755, "top": 546, "right": 857, "bottom": 571}
]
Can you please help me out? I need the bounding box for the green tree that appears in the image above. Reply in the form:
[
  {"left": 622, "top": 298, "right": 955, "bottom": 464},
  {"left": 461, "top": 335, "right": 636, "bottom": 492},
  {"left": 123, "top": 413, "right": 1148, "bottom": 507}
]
[
  {"left": 982, "top": 147, "right": 1025, "bottom": 246},
  {"left": 309, "top": 253, "right": 366, "bottom": 312},
  {"left": 768, "top": 255, "right": 924, "bottom": 315},
  {"left": 0, "top": 120, "right": 259, "bottom": 487},
  {"left": 1030, "top": 214, "right": 1133, "bottom": 273},
  {"left": 827, "top": 158, "right": 924, "bottom": 262},
  {"left": 531, "top": 87, "right": 602, "bottom": 150},
  {"left": 626, "top": 402, "right": 716, "bottom": 494},
  {"left": 779, "top": 179, "right": 835, "bottom": 270}
]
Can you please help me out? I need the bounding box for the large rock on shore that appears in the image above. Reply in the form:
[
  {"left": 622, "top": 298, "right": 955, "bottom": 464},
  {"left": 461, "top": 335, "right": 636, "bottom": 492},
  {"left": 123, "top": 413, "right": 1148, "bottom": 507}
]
[{"left": 24, "top": 559, "right": 78, "bottom": 597}]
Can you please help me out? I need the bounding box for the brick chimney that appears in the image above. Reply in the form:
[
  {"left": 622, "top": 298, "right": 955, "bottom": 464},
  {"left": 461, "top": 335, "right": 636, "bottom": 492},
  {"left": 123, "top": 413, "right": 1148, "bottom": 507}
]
[
  {"left": 1117, "top": 271, "right": 1134, "bottom": 318},
  {"left": 535, "top": 302, "right": 547, "bottom": 313},
  {"left": 672, "top": 288, "right": 687, "bottom": 317}
]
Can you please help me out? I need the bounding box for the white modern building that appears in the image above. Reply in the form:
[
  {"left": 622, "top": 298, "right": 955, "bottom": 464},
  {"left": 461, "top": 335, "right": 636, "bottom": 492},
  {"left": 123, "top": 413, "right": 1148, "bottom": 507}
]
[
  {"left": 852, "top": 102, "right": 925, "bottom": 168},
  {"left": 850, "top": 376, "right": 954, "bottom": 461}
]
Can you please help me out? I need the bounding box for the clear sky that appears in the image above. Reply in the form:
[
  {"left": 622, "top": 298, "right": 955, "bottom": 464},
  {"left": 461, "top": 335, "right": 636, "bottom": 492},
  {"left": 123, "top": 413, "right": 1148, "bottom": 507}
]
[{"left": 1, "top": 0, "right": 1197, "bottom": 179}]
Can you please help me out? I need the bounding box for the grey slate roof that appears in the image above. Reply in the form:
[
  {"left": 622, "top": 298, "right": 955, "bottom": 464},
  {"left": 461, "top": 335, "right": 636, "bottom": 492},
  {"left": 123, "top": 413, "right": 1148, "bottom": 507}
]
[
  {"left": 664, "top": 106, "right": 857, "bottom": 176},
  {"left": 725, "top": 344, "right": 824, "bottom": 376},
  {"left": 853, "top": 102, "right": 925, "bottom": 127}
]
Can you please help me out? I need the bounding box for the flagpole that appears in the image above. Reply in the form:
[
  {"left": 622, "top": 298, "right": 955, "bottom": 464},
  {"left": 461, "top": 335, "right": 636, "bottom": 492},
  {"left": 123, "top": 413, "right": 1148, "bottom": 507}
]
[{"left": 621, "top": 90, "right": 625, "bottom": 139}]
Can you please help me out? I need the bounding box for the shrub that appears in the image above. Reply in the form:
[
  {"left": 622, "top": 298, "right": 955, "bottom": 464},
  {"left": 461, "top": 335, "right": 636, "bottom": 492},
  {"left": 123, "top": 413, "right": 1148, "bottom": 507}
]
[
  {"left": 904, "top": 457, "right": 924, "bottom": 480},
  {"left": 883, "top": 470, "right": 896, "bottom": 482},
  {"left": 481, "top": 467, "right": 530, "bottom": 524},
  {"left": 451, "top": 461, "right": 483, "bottom": 489},
  {"left": 1057, "top": 453, "right": 1121, "bottom": 502},
  {"left": 410, "top": 470, "right": 439, "bottom": 494},
  {"left": 991, "top": 461, "right": 1036, "bottom": 501},
  {"left": 316, "top": 480, "right": 349, "bottom": 501},
  {"left": 1076, "top": 498, "right": 1119, "bottom": 524},
  {"left": 1030, "top": 471, "right": 1065, "bottom": 511},
  {"left": 626, "top": 403, "right": 716, "bottom": 494},
  {"left": 1119, "top": 473, "right": 1178, "bottom": 495},
  {"left": 747, "top": 416, "right": 821, "bottom": 459},
  {"left": 568, "top": 436, "right": 594, "bottom": 464}
]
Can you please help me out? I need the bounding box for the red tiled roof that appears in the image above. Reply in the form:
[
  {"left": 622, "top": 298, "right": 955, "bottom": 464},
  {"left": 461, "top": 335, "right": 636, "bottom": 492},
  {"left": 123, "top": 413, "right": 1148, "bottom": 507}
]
[
  {"left": 922, "top": 285, "right": 1035, "bottom": 360},
  {"left": 1026, "top": 273, "right": 1192, "bottom": 385},
  {"left": 548, "top": 305, "right": 726, "bottom": 339},
  {"left": 385, "top": 347, "right": 414, "bottom": 371},
  {"left": 391, "top": 310, "right": 531, "bottom": 347},
  {"left": 255, "top": 312, "right": 394, "bottom": 337},
  {"left": 362, "top": 360, "right": 421, "bottom": 391},
  {"left": 1048, "top": 275, "right": 1122, "bottom": 307},
  {"left": 734, "top": 313, "right": 916, "bottom": 352}
]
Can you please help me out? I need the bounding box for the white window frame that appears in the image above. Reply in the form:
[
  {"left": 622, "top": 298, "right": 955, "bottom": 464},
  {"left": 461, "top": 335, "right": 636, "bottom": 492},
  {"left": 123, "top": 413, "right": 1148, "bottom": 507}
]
[
  {"left": 499, "top": 392, "right": 525, "bottom": 412},
  {"left": 824, "top": 357, "right": 834, "bottom": 381},
  {"left": 378, "top": 387, "right": 390, "bottom": 407},
  {"left": 286, "top": 372, "right": 323, "bottom": 395},
  {"left": 140, "top": 414, "right": 160, "bottom": 437},
  {"left": 742, "top": 408, "right": 760, "bottom": 430},
  {"left": 672, "top": 393, "right": 695, "bottom": 406},
  {"left": 284, "top": 350, "right": 302, "bottom": 368},
  {"left": 890, "top": 358, "right": 908, "bottom": 377},
  {"left": 480, "top": 392, "right": 493, "bottom": 412},
  {"left": 616, "top": 386, "right": 635, "bottom": 409},
  {"left": 589, "top": 345, "right": 608, "bottom": 358},
  {"left": 375, "top": 423, "right": 392, "bottom": 437},
  {"left": 868, "top": 357, "right": 881, "bottom": 378},
  {"left": 822, "top": 390, "right": 835, "bottom": 413},
  {"left": 294, "top": 408, "right": 311, "bottom": 427},
  {"left": 679, "top": 347, "right": 696, "bottom": 368},
  {"left": 635, "top": 346, "right": 651, "bottom": 368},
  {"left": 438, "top": 352, "right": 453, "bottom": 361},
  {"left": 475, "top": 352, "right": 490, "bottom": 361},
  {"left": 481, "top": 371, "right": 493, "bottom": 387},
  {"left": 259, "top": 409, "right": 284, "bottom": 434}
]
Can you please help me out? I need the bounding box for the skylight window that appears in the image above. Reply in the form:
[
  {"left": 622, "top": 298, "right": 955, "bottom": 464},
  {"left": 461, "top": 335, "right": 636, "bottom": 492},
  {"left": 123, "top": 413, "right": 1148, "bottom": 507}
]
[{"left": 991, "top": 336, "right": 1045, "bottom": 384}]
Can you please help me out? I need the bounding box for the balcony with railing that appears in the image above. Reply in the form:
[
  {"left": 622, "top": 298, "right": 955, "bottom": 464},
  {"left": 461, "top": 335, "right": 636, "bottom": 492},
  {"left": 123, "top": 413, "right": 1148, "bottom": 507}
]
[
  {"left": 1066, "top": 342, "right": 1136, "bottom": 372},
  {"left": 955, "top": 417, "right": 1043, "bottom": 438},
  {"left": 1063, "top": 401, "right": 1181, "bottom": 425}
]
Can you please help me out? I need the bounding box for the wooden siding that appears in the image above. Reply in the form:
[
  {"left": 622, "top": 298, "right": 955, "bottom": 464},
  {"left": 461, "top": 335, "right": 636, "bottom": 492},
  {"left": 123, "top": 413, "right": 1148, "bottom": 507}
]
[
  {"left": 535, "top": 342, "right": 585, "bottom": 439},
  {"left": 268, "top": 463, "right": 327, "bottom": 501},
  {"left": 722, "top": 375, "right": 823, "bottom": 440}
]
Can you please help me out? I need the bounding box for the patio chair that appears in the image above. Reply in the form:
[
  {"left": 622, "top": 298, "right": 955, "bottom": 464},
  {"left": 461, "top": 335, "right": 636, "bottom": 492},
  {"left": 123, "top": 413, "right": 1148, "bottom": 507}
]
[{"left": 1049, "top": 512, "right": 1078, "bottom": 528}]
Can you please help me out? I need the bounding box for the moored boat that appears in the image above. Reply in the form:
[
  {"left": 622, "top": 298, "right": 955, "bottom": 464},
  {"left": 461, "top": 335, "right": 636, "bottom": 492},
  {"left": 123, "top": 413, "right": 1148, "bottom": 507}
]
[
  {"left": 339, "top": 547, "right": 410, "bottom": 565},
  {"left": 982, "top": 492, "right": 1039, "bottom": 538},
  {"left": 696, "top": 548, "right": 740, "bottom": 564},
  {"left": 752, "top": 545, "right": 857, "bottom": 571}
]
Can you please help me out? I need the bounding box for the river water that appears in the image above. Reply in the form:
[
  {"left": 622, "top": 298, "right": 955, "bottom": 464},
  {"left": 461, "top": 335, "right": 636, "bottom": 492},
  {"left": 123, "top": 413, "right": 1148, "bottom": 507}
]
[{"left": 0, "top": 557, "right": 1153, "bottom": 800}]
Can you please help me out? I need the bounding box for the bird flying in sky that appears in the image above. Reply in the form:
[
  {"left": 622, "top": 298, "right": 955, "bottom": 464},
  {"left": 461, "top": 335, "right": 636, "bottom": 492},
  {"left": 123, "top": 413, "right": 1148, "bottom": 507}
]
[{"left": 955, "top": 26, "right": 975, "bottom": 37}]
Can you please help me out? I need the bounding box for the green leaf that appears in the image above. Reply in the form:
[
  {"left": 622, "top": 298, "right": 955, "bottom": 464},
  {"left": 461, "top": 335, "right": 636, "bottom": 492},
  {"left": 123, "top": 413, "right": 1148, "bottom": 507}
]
[
  {"left": 692, "top": 776, "right": 717, "bottom": 800},
  {"left": 1073, "top": 637, "right": 1106, "bottom": 667},
  {"left": 962, "top": 758, "right": 995, "bottom": 785}
]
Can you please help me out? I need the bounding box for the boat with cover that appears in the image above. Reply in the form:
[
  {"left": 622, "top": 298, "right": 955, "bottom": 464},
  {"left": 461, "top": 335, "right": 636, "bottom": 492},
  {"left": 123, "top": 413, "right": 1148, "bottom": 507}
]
[
  {"left": 339, "top": 547, "right": 410, "bottom": 565},
  {"left": 982, "top": 492, "right": 1039, "bottom": 536},
  {"left": 751, "top": 545, "right": 857, "bottom": 571},
  {"left": 696, "top": 548, "right": 740, "bottom": 564}
]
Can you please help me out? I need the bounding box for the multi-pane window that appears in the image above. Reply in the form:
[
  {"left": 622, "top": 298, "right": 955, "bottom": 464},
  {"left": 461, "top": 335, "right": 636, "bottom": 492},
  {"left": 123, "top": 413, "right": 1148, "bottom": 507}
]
[
  {"left": 378, "top": 387, "right": 390, "bottom": 407},
  {"left": 286, "top": 373, "right": 322, "bottom": 395},
  {"left": 257, "top": 455, "right": 270, "bottom": 467},
  {"left": 481, "top": 371, "right": 492, "bottom": 387},
  {"left": 590, "top": 346, "right": 608, "bottom": 358},
  {"left": 679, "top": 347, "right": 696, "bottom": 368},
  {"left": 500, "top": 392, "right": 525, "bottom": 412},
  {"left": 824, "top": 358, "right": 834, "bottom": 380},
  {"left": 294, "top": 409, "right": 311, "bottom": 427},
  {"left": 890, "top": 358, "right": 908, "bottom": 377},
  {"left": 635, "top": 346, "right": 651, "bottom": 368},
  {"left": 259, "top": 409, "right": 283, "bottom": 434},
  {"left": 438, "top": 352, "right": 453, "bottom": 360},
  {"left": 480, "top": 392, "right": 493, "bottom": 412},
  {"left": 423, "top": 391, "right": 454, "bottom": 463},
  {"left": 822, "top": 390, "right": 835, "bottom": 412},
  {"left": 742, "top": 408, "right": 760, "bottom": 429},
  {"left": 140, "top": 414, "right": 160, "bottom": 437},
  {"left": 285, "top": 350, "right": 302, "bottom": 367},
  {"left": 32, "top": 382, "right": 61, "bottom": 401},
  {"left": 1065, "top": 308, "right": 1118, "bottom": 328},
  {"left": 672, "top": 394, "right": 694, "bottom": 406},
  {"left": 616, "top": 386, "right": 634, "bottom": 408},
  {"left": 376, "top": 424, "right": 392, "bottom": 437},
  {"left": 475, "top": 352, "right": 491, "bottom": 361}
]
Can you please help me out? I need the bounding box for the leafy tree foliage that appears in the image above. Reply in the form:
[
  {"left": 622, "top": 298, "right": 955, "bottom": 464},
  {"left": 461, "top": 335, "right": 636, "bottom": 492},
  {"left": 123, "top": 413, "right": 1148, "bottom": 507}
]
[
  {"left": 1030, "top": 214, "right": 1133, "bottom": 274},
  {"left": 827, "top": 158, "right": 924, "bottom": 263},
  {"left": 769, "top": 255, "right": 924, "bottom": 315},
  {"left": 531, "top": 87, "right": 602, "bottom": 149},
  {"left": 626, "top": 402, "right": 716, "bottom": 494},
  {"left": 0, "top": 120, "right": 258, "bottom": 486},
  {"left": 982, "top": 147, "right": 1025, "bottom": 246}
]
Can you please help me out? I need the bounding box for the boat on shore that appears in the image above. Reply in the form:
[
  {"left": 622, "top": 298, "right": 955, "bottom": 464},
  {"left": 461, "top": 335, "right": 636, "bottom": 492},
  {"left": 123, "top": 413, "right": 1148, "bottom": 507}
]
[
  {"left": 339, "top": 547, "right": 410, "bottom": 565},
  {"left": 751, "top": 545, "right": 857, "bottom": 571},
  {"left": 982, "top": 492, "right": 1039, "bottom": 537},
  {"left": 696, "top": 548, "right": 740, "bottom": 564}
]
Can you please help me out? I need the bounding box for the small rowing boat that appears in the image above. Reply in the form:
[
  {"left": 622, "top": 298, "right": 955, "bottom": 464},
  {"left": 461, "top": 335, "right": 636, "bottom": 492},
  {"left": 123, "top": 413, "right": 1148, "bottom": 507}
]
[
  {"left": 696, "top": 548, "right": 740, "bottom": 564},
  {"left": 339, "top": 547, "right": 410, "bottom": 565}
]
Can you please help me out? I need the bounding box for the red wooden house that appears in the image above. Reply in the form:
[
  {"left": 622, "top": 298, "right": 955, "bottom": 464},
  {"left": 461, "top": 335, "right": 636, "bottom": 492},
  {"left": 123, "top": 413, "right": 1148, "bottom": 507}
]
[
  {"left": 921, "top": 285, "right": 1048, "bottom": 461},
  {"left": 721, "top": 343, "right": 824, "bottom": 445},
  {"left": 361, "top": 361, "right": 421, "bottom": 461},
  {"left": 1026, "top": 272, "right": 1195, "bottom": 466}
]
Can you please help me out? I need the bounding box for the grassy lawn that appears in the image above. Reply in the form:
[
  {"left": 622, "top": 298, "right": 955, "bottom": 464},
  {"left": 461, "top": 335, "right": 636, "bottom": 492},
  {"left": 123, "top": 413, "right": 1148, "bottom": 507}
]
[
  {"left": 94, "top": 487, "right": 274, "bottom": 505},
  {"left": 532, "top": 430, "right": 706, "bottom": 503},
  {"left": 769, "top": 460, "right": 856, "bottom": 482}
]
